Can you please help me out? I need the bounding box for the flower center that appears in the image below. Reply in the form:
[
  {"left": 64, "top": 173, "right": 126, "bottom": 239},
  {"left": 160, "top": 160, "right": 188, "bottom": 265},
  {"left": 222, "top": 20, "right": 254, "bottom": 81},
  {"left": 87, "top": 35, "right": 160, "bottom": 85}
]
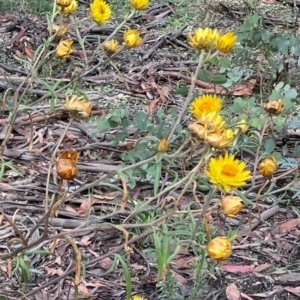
[
  {"left": 99, "top": 5, "right": 105, "bottom": 13},
  {"left": 200, "top": 102, "right": 212, "bottom": 111},
  {"left": 221, "top": 164, "right": 238, "bottom": 176}
]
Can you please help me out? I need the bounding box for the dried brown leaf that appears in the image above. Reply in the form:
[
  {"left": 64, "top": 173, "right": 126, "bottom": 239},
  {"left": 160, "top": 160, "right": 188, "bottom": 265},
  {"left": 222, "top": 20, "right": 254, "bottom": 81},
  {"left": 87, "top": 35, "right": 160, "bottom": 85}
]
[{"left": 226, "top": 283, "right": 241, "bottom": 300}]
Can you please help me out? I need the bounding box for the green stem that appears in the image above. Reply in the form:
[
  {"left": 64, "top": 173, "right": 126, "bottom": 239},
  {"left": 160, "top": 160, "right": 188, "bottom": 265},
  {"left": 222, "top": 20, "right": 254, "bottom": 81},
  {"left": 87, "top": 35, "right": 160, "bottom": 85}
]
[
  {"left": 174, "top": 146, "right": 211, "bottom": 206},
  {"left": 191, "top": 187, "right": 217, "bottom": 241},
  {"left": 122, "top": 160, "right": 206, "bottom": 223},
  {"left": 70, "top": 15, "right": 88, "bottom": 65},
  {"left": 251, "top": 115, "right": 270, "bottom": 186},
  {"left": 167, "top": 49, "right": 206, "bottom": 142}
]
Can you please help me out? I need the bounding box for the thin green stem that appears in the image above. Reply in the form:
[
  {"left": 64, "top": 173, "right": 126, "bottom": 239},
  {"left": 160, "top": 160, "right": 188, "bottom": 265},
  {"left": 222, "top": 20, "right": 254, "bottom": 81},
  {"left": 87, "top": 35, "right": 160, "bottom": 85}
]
[
  {"left": 167, "top": 49, "right": 206, "bottom": 142},
  {"left": 251, "top": 116, "right": 270, "bottom": 186},
  {"left": 174, "top": 146, "right": 211, "bottom": 206},
  {"left": 191, "top": 187, "right": 217, "bottom": 241}
]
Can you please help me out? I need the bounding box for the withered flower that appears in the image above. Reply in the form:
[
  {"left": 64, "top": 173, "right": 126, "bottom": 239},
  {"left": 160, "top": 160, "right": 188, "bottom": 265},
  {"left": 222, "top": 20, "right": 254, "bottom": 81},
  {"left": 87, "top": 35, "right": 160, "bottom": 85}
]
[{"left": 57, "top": 149, "right": 79, "bottom": 180}]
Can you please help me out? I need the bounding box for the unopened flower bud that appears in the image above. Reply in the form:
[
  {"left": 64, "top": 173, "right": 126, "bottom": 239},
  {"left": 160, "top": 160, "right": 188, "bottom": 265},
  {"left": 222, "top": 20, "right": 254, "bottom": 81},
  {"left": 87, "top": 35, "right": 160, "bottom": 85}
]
[
  {"left": 207, "top": 236, "right": 232, "bottom": 262},
  {"left": 258, "top": 156, "right": 277, "bottom": 177},
  {"left": 220, "top": 195, "right": 244, "bottom": 217},
  {"left": 157, "top": 138, "right": 168, "bottom": 153},
  {"left": 264, "top": 99, "right": 284, "bottom": 115}
]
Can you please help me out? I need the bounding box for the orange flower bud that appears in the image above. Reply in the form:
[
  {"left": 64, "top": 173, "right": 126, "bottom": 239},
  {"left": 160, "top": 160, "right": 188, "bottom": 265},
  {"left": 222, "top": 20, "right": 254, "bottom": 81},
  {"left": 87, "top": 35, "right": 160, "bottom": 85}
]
[
  {"left": 234, "top": 119, "right": 249, "bottom": 135},
  {"left": 59, "top": 0, "right": 78, "bottom": 15},
  {"left": 56, "top": 0, "right": 72, "bottom": 7},
  {"left": 220, "top": 195, "right": 244, "bottom": 217},
  {"left": 258, "top": 156, "right": 277, "bottom": 177},
  {"left": 57, "top": 150, "right": 78, "bottom": 180},
  {"left": 264, "top": 99, "right": 284, "bottom": 115},
  {"left": 207, "top": 236, "right": 232, "bottom": 262},
  {"left": 157, "top": 138, "right": 168, "bottom": 153}
]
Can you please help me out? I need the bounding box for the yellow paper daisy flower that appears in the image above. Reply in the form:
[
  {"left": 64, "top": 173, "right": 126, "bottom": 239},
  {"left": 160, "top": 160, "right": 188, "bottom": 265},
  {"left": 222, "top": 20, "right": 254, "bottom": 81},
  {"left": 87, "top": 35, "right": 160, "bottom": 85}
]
[
  {"left": 199, "top": 111, "right": 226, "bottom": 132},
  {"left": 131, "top": 0, "right": 149, "bottom": 10},
  {"left": 187, "top": 27, "right": 220, "bottom": 52},
  {"left": 90, "top": 0, "right": 111, "bottom": 25},
  {"left": 123, "top": 29, "right": 142, "bottom": 48},
  {"left": 59, "top": 0, "right": 78, "bottom": 15},
  {"left": 206, "top": 153, "right": 251, "bottom": 192},
  {"left": 130, "top": 296, "right": 148, "bottom": 300},
  {"left": 217, "top": 32, "right": 237, "bottom": 54},
  {"left": 207, "top": 236, "right": 232, "bottom": 262},
  {"left": 188, "top": 112, "right": 226, "bottom": 140},
  {"left": 189, "top": 94, "right": 222, "bottom": 119},
  {"left": 205, "top": 129, "right": 234, "bottom": 150},
  {"left": 55, "top": 39, "right": 73, "bottom": 58},
  {"left": 103, "top": 39, "right": 120, "bottom": 54}
]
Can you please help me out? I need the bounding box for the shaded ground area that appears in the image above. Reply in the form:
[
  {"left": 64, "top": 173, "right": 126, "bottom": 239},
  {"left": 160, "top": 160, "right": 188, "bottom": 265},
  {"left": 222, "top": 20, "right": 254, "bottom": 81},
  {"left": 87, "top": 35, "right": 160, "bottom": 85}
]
[{"left": 1, "top": 0, "right": 300, "bottom": 299}]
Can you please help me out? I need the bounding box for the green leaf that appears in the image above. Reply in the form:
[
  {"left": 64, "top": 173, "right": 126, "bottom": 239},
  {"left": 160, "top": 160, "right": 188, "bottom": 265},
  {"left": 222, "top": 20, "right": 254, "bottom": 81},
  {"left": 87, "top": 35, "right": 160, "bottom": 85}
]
[
  {"left": 264, "top": 138, "right": 276, "bottom": 154},
  {"left": 211, "top": 74, "right": 227, "bottom": 84},
  {"left": 261, "top": 29, "right": 270, "bottom": 41},
  {"left": 249, "top": 117, "right": 260, "bottom": 129},
  {"left": 208, "top": 56, "right": 219, "bottom": 65},
  {"left": 294, "top": 145, "right": 300, "bottom": 158},
  {"left": 174, "top": 86, "right": 188, "bottom": 96},
  {"left": 235, "top": 190, "right": 253, "bottom": 207},
  {"left": 134, "top": 111, "right": 148, "bottom": 131},
  {"left": 116, "top": 254, "right": 132, "bottom": 300},
  {"left": 96, "top": 119, "right": 109, "bottom": 133},
  {"left": 282, "top": 144, "right": 288, "bottom": 156},
  {"left": 284, "top": 88, "right": 297, "bottom": 100},
  {"left": 197, "top": 70, "right": 213, "bottom": 82},
  {"left": 219, "top": 57, "right": 231, "bottom": 68}
]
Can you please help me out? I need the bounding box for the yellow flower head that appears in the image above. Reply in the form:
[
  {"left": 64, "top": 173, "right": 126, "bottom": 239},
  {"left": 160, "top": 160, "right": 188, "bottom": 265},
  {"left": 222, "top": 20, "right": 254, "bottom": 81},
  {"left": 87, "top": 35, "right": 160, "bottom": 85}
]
[
  {"left": 206, "top": 153, "right": 251, "bottom": 192},
  {"left": 189, "top": 94, "right": 222, "bottom": 119},
  {"left": 188, "top": 112, "right": 226, "bottom": 140},
  {"left": 56, "top": 39, "right": 73, "bottom": 58},
  {"left": 217, "top": 32, "right": 237, "bottom": 54},
  {"left": 59, "top": 0, "right": 78, "bottom": 15},
  {"left": 207, "top": 236, "right": 232, "bottom": 262},
  {"left": 130, "top": 0, "right": 149, "bottom": 10},
  {"left": 123, "top": 29, "right": 142, "bottom": 48},
  {"left": 205, "top": 129, "right": 234, "bottom": 150},
  {"left": 56, "top": 0, "right": 72, "bottom": 7},
  {"left": 65, "top": 95, "right": 92, "bottom": 118},
  {"left": 199, "top": 112, "right": 226, "bottom": 132},
  {"left": 258, "top": 156, "right": 277, "bottom": 177},
  {"left": 90, "top": 0, "right": 111, "bottom": 25},
  {"left": 103, "top": 39, "right": 120, "bottom": 54},
  {"left": 264, "top": 99, "right": 284, "bottom": 115},
  {"left": 220, "top": 195, "right": 244, "bottom": 217},
  {"left": 130, "top": 296, "right": 148, "bottom": 300},
  {"left": 187, "top": 27, "right": 220, "bottom": 52},
  {"left": 157, "top": 138, "right": 168, "bottom": 153},
  {"left": 234, "top": 119, "right": 249, "bottom": 135}
]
